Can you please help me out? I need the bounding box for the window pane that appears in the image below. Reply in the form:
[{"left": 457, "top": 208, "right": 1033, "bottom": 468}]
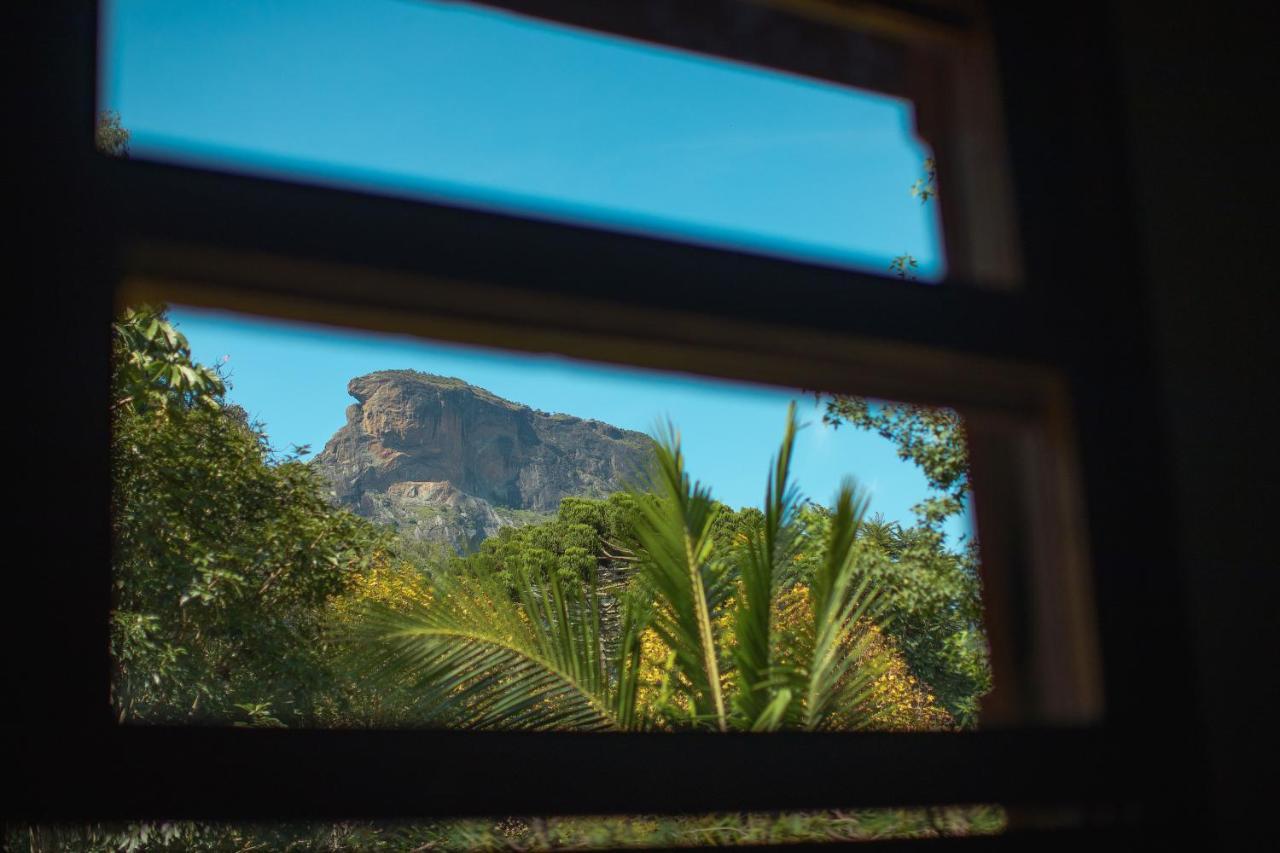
[
  {"left": 111, "top": 303, "right": 989, "bottom": 732},
  {"left": 100, "top": 0, "right": 944, "bottom": 279}
]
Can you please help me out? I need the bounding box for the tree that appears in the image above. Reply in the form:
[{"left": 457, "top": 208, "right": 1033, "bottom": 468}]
[
  {"left": 814, "top": 156, "right": 990, "bottom": 724},
  {"left": 821, "top": 397, "right": 969, "bottom": 530},
  {"left": 815, "top": 509, "right": 988, "bottom": 725},
  {"left": 111, "top": 305, "right": 388, "bottom": 725}
]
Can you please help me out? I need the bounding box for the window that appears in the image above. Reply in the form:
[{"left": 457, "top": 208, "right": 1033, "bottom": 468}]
[{"left": 15, "top": 0, "right": 1159, "bottom": 848}]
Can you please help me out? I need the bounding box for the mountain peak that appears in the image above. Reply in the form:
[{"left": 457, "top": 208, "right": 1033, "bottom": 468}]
[
  {"left": 314, "top": 371, "right": 653, "bottom": 551},
  {"left": 346, "top": 369, "right": 521, "bottom": 411}
]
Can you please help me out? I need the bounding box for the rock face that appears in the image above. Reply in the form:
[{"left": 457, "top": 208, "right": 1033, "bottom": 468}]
[{"left": 313, "top": 370, "right": 653, "bottom": 551}]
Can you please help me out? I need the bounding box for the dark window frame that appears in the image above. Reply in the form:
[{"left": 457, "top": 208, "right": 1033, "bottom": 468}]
[{"left": 9, "top": 1, "right": 1203, "bottom": 847}]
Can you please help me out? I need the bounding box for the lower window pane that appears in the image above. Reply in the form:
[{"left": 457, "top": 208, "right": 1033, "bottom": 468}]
[{"left": 111, "top": 303, "right": 991, "bottom": 732}]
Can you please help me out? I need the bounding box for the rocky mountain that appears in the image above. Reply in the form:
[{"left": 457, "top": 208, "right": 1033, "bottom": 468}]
[{"left": 312, "top": 370, "right": 653, "bottom": 552}]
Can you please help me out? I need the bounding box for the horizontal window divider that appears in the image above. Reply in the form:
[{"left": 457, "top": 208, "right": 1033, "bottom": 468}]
[
  {"left": 110, "top": 159, "right": 1055, "bottom": 366},
  {"left": 15, "top": 727, "right": 1122, "bottom": 821}
]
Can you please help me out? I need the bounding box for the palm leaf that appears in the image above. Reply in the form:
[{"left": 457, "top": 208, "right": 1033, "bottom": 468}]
[
  {"left": 610, "top": 579, "right": 653, "bottom": 730},
  {"left": 630, "top": 423, "right": 731, "bottom": 731},
  {"left": 347, "top": 565, "right": 620, "bottom": 731},
  {"left": 801, "top": 478, "right": 884, "bottom": 730},
  {"left": 733, "top": 402, "right": 803, "bottom": 730}
]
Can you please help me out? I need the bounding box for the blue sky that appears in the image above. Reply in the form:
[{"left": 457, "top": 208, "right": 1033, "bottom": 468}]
[
  {"left": 100, "top": 0, "right": 943, "bottom": 276},
  {"left": 105, "top": 0, "right": 967, "bottom": 539}
]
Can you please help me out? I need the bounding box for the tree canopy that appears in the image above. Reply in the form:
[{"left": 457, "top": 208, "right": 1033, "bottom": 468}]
[{"left": 111, "top": 305, "right": 388, "bottom": 726}]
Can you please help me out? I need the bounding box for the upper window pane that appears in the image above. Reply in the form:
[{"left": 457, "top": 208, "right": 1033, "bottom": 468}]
[{"left": 100, "top": 0, "right": 945, "bottom": 279}]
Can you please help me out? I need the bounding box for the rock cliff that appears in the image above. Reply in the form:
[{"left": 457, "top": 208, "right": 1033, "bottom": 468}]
[{"left": 312, "top": 370, "right": 652, "bottom": 551}]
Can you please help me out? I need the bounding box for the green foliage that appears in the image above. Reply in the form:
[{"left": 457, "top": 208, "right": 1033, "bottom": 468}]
[
  {"left": 387, "top": 533, "right": 456, "bottom": 569},
  {"left": 731, "top": 410, "right": 800, "bottom": 729},
  {"left": 7, "top": 806, "right": 1006, "bottom": 851},
  {"left": 889, "top": 252, "right": 920, "bottom": 280},
  {"left": 910, "top": 156, "right": 938, "bottom": 203},
  {"left": 821, "top": 395, "right": 969, "bottom": 530},
  {"left": 112, "top": 304, "right": 225, "bottom": 415},
  {"left": 95, "top": 109, "right": 130, "bottom": 156},
  {"left": 457, "top": 493, "right": 638, "bottom": 589},
  {"left": 349, "top": 405, "right": 987, "bottom": 729},
  {"left": 794, "top": 483, "right": 883, "bottom": 730},
  {"left": 630, "top": 422, "right": 736, "bottom": 730},
  {"left": 352, "top": 405, "right": 894, "bottom": 734},
  {"left": 817, "top": 158, "right": 989, "bottom": 721},
  {"left": 346, "top": 555, "right": 625, "bottom": 730},
  {"left": 801, "top": 509, "right": 990, "bottom": 725},
  {"left": 111, "top": 305, "right": 387, "bottom": 725}
]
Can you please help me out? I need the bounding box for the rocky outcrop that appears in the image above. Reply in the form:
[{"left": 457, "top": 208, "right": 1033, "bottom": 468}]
[
  {"left": 355, "top": 480, "right": 512, "bottom": 553},
  {"left": 313, "top": 370, "right": 652, "bottom": 551}
]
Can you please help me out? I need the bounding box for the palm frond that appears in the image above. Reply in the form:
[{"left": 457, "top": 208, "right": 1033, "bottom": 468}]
[
  {"left": 347, "top": 566, "right": 620, "bottom": 731},
  {"left": 610, "top": 579, "right": 654, "bottom": 730},
  {"left": 802, "top": 478, "right": 884, "bottom": 730},
  {"left": 733, "top": 402, "right": 803, "bottom": 730},
  {"left": 630, "top": 423, "right": 731, "bottom": 731}
]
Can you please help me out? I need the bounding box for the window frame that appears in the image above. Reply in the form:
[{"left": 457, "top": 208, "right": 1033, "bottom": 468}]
[{"left": 9, "top": 0, "right": 1201, "bottom": 846}]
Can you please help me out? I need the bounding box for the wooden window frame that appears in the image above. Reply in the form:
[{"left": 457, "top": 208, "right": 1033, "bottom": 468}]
[{"left": 9, "top": 1, "right": 1201, "bottom": 847}]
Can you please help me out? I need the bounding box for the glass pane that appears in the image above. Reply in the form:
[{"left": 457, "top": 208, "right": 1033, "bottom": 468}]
[
  {"left": 11, "top": 807, "right": 1007, "bottom": 850},
  {"left": 111, "top": 304, "right": 988, "bottom": 731},
  {"left": 99, "top": 0, "right": 944, "bottom": 279}
]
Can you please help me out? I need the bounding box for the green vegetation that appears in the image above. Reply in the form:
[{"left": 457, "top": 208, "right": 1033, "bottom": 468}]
[
  {"left": 822, "top": 396, "right": 969, "bottom": 531},
  {"left": 349, "top": 410, "right": 903, "bottom": 733},
  {"left": 11, "top": 807, "right": 1005, "bottom": 851},
  {"left": 408, "top": 459, "right": 989, "bottom": 728},
  {"left": 815, "top": 157, "right": 990, "bottom": 721},
  {"left": 111, "top": 306, "right": 389, "bottom": 726}
]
